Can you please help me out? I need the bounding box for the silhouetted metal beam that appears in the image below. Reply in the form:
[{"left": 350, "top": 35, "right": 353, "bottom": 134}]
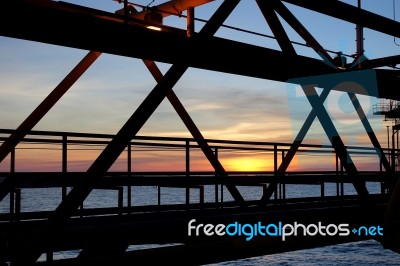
[
  {"left": 2, "top": 1, "right": 400, "bottom": 100},
  {"left": 130, "top": 0, "right": 214, "bottom": 19},
  {"left": 0, "top": 1, "right": 337, "bottom": 82},
  {"left": 0, "top": 51, "right": 100, "bottom": 164},
  {"left": 257, "top": 0, "right": 299, "bottom": 202},
  {"left": 13, "top": 1, "right": 241, "bottom": 264},
  {"left": 303, "top": 86, "right": 369, "bottom": 200},
  {"left": 361, "top": 55, "right": 400, "bottom": 69},
  {"left": 348, "top": 92, "right": 391, "bottom": 172},
  {"left": 282, "top": 0, "right": 400, "bottom": 38},
  {"left": 260, "top": 89, "right": 331, "bottom": 202},
  {"left": 0, "top": 51, "right": 100, "bottom": 206},
  {"left": 144, "top": 60, "right": 244, "bottom": 202},
  {"left": 256, "top": 0, "right": 296, "bottom": 55},
  {"left": 273, "top": 0, "right": 336, "bottom": 67}
]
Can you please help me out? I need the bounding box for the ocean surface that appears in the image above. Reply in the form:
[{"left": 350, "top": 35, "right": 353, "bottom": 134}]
[{"left": 1, "top": 184, "right": 399, "bottom": 265}]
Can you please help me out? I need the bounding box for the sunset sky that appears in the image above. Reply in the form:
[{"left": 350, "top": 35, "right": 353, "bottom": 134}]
[{"left": 0, "top": 0, "right": 398, "bottom": 172}]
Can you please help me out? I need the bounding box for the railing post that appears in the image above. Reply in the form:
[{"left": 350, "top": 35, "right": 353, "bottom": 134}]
[
  {"left": 62, "top": 134, "right": 67, "bottom": 200},
  {"left": 214, "top": 147, "right": 219, "bottom": 204},
  {"left": 340, "top": 158, "right": 344, "bottom": 197},
  {"left": 46, "top": 251, "right": 53, "bottom": 263},
  {"left": 380, "top": 153, "right": 385, "bottom": 195},
  {"left": 10, "top": 145, "right": 15, "bottom": 173},
  {"left": 336, "top": 154, "right": 340, "bottom": 197},
  {"left": 10, "top": 146, "right": 15, "bottom": 222},
  {"left": 158, "top": 186, "right": 161, "bottom": 206},
  {"left": 127, "top": 143, "right": 132, "bottom": 211},
  {"left": 118, "top": 186, "right": 123, "bottom": 216},
  {"left": 80, "top": 203, "right": 83, "bottom": 218},
  {"left": 392, "top": 126, "right": 396, "bottom": 173},
  {"left": 274, "top": 144, "right": 279, "bottom": 201},
  {"left": 15, "top": 188, "right": 21, "bottom": 223},
  {"left": 199, "top": 186, "right": 204, "bottom": 206},
  {"left": 186, "top": 140, "right": 190, "bottom": 205},
  {"left": 9, "top": 190, "right": 14, "bottom": 221},
  {"left": 320, "top": 180, "right": 325, "bottom": 201}
]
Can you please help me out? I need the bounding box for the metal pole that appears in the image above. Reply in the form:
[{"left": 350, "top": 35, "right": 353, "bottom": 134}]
[
  {"left": 62, "top": 134, "right": 67, "bottom": 200},
  {"left": 273, "top": 144, "right": 279, "bottom": 200},
  {"left": 215, "top": 147, "right": 218, "bottom": 204},
  {"left": 392, "top": 126, "right": 396, "bottom": 172},
  {"left": 356, "top": 0, "right": 364, "bottom": 68},
  {"left": 396, "top": 127, "right": 399, "bottom": 172},
  {"left": 124, "top": 0, "right": 128, "bottom": 21},
  {"left": 118, "top": 187, "right": 123, "bottom": 216},
  {"left": 10, "top": 146, "right": 15, "bottom": 173},
  {"left": 9, "top": 147, "right": 15, "bottom": 221},
  {"left": 186, "top": 140, "right": 190, "bottom": 205},
  {"left": 127, "top": 143, "right": 132, "bottom": 210},
  {"left": 187, "top": 7, "right": 195, "bottom": 37},
  {"left": 388, "top": 126, "right": 391, "bottom": 166},
  {"left": 158, "top": 186, "right": 161, "bottom": 206},
  {"left": 15, "top": 189, "right": 21, "bottom": 223},
  {"left": 336, "top": 154, "right": 340, "bottom": 197}
]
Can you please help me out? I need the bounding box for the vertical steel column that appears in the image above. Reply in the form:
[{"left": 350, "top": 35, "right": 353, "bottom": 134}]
[
  {"left": 356, "top": 0, "right": 364, "bottom": 68},
  {"left": 17, "top": 2, "right": 242, "bottom": 264},
  {"left": 187, "top": 7, "right": 195, "bottom": 38},
  {"left": 0, "top": 51, "right": 101, "bottom": 164},
  {"left": 124, "top": 0, "right": 128, "bottom": 21}
]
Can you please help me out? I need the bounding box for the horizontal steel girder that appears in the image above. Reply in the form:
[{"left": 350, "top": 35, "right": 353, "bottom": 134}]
[
  {"left": 282, "top": 0, "right": 400, "bottom": 38},
  {"left": 0, "top": 1, "right": 399, "bottom": 100}
]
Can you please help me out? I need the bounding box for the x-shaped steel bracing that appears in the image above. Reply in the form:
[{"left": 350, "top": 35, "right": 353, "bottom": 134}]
[
  {"left": 257, "top": 0, "right": 392, "bottom": 203},
  {"left": 9, "top": 1, "right": 242, "bottom": 264}
]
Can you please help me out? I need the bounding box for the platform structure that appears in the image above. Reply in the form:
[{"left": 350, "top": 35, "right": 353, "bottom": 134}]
[
  {"left": 373, "top": 100, "right": 400, "bottom": 172},
  {"left": 0, "top": 0, "right": 400, "bottom": 265}
]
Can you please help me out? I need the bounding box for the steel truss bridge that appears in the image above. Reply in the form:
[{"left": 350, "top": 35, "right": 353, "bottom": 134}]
[{"left": 0, "top": 0, "right": 400, "bottom": 265}]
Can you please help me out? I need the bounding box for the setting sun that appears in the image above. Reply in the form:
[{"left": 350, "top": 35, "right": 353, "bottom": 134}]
[{"left": 224, "top": 156, "right": 272, "bottom": 172}]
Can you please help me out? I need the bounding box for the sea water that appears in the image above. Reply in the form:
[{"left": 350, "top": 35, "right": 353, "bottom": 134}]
[{"left": 1, "top": 185, "right": 399, "bottom": 265}]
